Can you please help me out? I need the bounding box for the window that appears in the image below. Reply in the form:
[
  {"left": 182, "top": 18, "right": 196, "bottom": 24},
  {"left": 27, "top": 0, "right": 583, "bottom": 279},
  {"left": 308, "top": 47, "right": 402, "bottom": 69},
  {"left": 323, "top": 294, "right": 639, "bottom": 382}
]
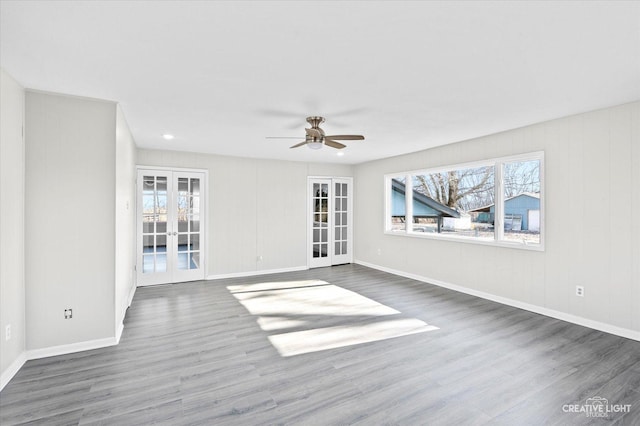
[
  {"left": 502, "top": 159, "right": 541, "bottom": 244},
  {"left": 389, "top": 177, "right": 407, "bottom": 232},
  {"left": 385, "top": 152, "right": 543, "bottom": 249}
]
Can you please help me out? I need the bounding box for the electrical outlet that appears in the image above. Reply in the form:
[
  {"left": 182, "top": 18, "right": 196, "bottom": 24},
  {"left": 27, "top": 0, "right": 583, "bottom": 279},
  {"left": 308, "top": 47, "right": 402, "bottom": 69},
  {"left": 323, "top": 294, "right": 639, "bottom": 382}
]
[
  {"left": 64, "top": 308, "right": 73, "bottom": 319},
  {"left": 377, "top": 248, "right": 382, "bottom": 255},
  {"left": 576, "top": 286, "right": 584, "bottom": 297},
  {"left": 257, "top": 255, "right": 263, "bottom": 261},
  {"left": 5, "top": 324, "right": 11, "bottom": 341}
]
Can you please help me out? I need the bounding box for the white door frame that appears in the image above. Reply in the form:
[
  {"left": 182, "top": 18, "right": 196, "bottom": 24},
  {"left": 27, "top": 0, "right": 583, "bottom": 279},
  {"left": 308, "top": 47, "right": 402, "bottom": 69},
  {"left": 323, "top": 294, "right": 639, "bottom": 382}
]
[
  {"left": 307, "top": 176, "right": 353, "bottom": 268},
  {"left": 136, "top": 166, "right": 208, "bottom": 286}
]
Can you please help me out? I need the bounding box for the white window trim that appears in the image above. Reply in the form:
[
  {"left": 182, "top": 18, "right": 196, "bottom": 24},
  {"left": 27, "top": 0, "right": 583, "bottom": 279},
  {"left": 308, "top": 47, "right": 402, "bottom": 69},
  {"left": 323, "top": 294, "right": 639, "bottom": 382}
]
[{"left": 384, "top": 151, "right": 544, "bottom": 251}]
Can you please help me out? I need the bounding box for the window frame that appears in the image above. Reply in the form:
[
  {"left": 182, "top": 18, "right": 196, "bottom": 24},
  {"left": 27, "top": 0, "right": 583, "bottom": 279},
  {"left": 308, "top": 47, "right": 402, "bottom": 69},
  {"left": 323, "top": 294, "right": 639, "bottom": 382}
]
[{"left": 384, "top": 151, "right": 544, "bottom": 251}]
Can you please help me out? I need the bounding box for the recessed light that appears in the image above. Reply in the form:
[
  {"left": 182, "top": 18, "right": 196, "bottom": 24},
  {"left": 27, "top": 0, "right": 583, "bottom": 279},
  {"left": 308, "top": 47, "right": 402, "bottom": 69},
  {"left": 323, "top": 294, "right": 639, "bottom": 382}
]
[
  {"left": 162, "top": 134, "right": 175, "bottom": 140},
  {"left": 337, "top": 152, "right": 345, "bottom": 157}
]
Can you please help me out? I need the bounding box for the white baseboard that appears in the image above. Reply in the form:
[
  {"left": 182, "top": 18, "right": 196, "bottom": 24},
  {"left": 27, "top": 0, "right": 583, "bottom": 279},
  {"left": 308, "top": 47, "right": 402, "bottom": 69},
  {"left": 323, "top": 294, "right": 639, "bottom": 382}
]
[
  {"left": 26, "top": 336, "right": 118, "bottom": 361},
  {"left": 116, "top": 321, "right": 124, "bottom": 344},
  {"left": 355, "top": 259, "right": 640, "bottom": 342},
  {"left": 207, "top": 265, "right": 308, "bottom": 281},
  {"left": 2, "top": 336, "right": 119, "bottom": 391},
  {"left": 127, "top": 282, "right": 137, "bottom": 306},
  {"left": 115, "top": 283, "right": 136, "bottom": 344},
  {"left": 0, "top": 351, "right": 27, "bottom": 392}
]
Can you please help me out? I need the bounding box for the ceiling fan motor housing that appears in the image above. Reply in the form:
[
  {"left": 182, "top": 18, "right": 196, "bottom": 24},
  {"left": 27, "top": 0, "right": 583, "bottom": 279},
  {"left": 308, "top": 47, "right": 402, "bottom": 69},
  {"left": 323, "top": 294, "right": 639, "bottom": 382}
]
[{"left": 306, "top": 116, "right": 325, "bottom": 130}]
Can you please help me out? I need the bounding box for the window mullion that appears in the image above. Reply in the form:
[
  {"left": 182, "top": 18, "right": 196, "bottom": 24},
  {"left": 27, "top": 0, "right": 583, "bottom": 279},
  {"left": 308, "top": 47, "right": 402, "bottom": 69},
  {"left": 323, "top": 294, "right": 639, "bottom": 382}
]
[
  {"left": 405, "top": 174, "right": 413, "bottom": 233},
  {"left": 385, "top": 176, "right": 392, "bottom": 232},
  {"left": 495, "top": 162, "right": 504, "bottom": 241}
]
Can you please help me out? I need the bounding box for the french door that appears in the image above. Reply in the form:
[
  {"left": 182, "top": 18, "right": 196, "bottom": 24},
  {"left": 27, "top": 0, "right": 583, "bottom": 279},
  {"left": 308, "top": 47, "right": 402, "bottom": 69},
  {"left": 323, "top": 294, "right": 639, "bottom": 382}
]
[
  {"left": 137, "top": 169, "right": 206, "bottom": 286},
  {"left": 308, "top": 177, "right": 352, "bottom": 268}
]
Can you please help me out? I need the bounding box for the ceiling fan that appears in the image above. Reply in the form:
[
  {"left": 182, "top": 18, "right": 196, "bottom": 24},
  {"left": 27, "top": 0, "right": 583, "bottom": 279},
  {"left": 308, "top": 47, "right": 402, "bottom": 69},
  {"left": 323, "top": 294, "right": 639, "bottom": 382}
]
[{"left": 267, "top": 116, "right": 364, "bottom": 150}]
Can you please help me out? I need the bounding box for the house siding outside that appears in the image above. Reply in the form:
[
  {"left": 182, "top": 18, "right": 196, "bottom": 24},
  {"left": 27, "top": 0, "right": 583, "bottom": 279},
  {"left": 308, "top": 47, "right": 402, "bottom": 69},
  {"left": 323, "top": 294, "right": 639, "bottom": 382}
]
[{"left": 489, "top": 193, "right": 540, "bottom": 230}]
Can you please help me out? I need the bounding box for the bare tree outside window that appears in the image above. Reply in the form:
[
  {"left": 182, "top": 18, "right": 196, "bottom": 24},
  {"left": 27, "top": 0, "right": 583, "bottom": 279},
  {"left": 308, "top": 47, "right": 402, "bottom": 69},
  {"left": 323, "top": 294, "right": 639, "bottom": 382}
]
[{"left": 414, "top": 166, "right": 494, "bottom": 211}]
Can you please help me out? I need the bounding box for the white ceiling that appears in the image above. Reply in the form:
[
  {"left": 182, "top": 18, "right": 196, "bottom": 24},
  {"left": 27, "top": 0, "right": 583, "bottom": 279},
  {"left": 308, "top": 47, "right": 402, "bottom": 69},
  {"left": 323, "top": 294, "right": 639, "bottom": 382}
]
[{"left": 2, "top": 1, "right": 639, "bottom": 164}]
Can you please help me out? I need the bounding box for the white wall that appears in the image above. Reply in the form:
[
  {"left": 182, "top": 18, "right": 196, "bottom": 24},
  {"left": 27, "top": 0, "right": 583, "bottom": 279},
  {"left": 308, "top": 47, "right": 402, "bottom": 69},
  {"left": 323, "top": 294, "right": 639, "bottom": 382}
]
[
  {"left": 354, "top": 102, "right": 640, "bottom": 336},
  {"left": 25, "top": 91, "right": 117, "bottom": 350},
  {"left": 136, "top": 149, "right": 354, "bottom": 276},
  {"left": 114, "top": 105, "right": 137, "bottom": 337},
  {"left": 0, "top": 69, "right": 26, "bottom": 387}
]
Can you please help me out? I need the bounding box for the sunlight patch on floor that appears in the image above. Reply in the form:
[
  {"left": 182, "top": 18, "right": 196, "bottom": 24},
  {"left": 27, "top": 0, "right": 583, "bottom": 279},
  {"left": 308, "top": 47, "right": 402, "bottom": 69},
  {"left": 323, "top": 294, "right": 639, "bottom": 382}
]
[
  {"left": 227, "top": 279, "right": 330, "bottom": 294},
  {"left": 228, "top": 279, "right": 438, "bottom": 356},
  {"left": 269, "top": 318, "right": 439, "bottom": 357},
  {"left": 229, "top": 280, "right": 399, "bottom": 328}
]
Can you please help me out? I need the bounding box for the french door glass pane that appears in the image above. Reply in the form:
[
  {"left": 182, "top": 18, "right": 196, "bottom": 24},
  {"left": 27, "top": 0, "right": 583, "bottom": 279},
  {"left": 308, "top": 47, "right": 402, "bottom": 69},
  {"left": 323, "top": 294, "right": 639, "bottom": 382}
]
[
  {"left": 142, "top": 175, "right": 168, "bottom": 274},
  {"left": 186, "top": 177, "right": 201, "bottom": 270},
  {"left": 157, "top": 195, "right": 167, "bottom": 213},
  {"left": 177, "top": 253, "right": 188, "bottom": 270},
  {"left": 143, "top": 235, "right": 154, "bottom": 252},
  {"left": 178, "top": 178, "right": 188, "bottom": 192},
  {"left": 191, "top": 178, "right": 200, "bottom": 195},
  {"left": 190, "top": 253, "right": 200, "bottom": 269},
  {"left": 156, "top": 254, "right": 167, "bottom": 272},
  {"left": 157, "top": 235, "right": 167, "bottom": 252},
  {"left": 311, "top": 181, "right": 332, "bottom": 259},
  {"left": 190, "top": 217, "right": 200, "bottom": 232},
  {"left": 142, "top": 255, "right": 154, "bottom": 273},
  {"left": 333, "top": 181, "right": 348, "bottom": 257},
  {"left": 142, "top": 220, "right": 154, "bottom": 233},
  {"left": 178, "top": 234, "right": 188, "bottom": 251},
  {"left": 157, "top": 177, "right": 167, "bottom": 191}
]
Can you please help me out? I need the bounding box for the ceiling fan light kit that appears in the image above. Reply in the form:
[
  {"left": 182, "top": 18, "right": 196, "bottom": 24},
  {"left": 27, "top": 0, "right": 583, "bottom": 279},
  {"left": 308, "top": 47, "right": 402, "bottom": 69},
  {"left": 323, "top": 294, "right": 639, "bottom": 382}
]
[{"left": 268, "top": 116, "right": 364, "bottom": 151}]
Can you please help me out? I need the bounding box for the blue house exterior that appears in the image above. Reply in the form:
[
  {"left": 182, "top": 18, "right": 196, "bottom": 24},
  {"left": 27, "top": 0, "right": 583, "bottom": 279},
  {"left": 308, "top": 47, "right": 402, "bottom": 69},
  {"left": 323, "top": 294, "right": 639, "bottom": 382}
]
[
  {"left": 487, "top": 193, "right": 540, "bottom": 230},
  {"left": 391, "top": 179, "right": 460, "bottom": 232}
]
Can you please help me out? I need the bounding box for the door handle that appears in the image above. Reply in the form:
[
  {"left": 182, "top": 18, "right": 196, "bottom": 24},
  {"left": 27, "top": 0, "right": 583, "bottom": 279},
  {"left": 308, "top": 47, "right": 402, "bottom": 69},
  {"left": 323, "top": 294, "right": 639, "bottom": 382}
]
[{"left": 173, "top": 232, "right": 178, "bottom": 236}]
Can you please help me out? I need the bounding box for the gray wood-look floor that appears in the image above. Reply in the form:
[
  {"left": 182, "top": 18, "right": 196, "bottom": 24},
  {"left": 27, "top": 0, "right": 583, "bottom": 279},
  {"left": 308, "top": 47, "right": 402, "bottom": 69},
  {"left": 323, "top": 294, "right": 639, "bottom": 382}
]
[{"left": 1, "top": 264, "right": 639, "bottom": 425}]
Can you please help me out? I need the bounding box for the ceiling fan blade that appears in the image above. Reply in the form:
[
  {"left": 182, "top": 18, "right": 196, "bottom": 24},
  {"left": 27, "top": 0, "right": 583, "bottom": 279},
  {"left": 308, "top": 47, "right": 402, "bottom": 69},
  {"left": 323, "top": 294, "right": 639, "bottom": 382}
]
[
  {"left": 289, "top": 141, "right": 308, "bottom": 149},
  {"left": 324, "top": 135, "right": 364, "bottom": 140},
  {"left": 324, "top": 139, "right": 346, "bottom": 149},
  {"left": 305, "top": 128, "right": 323, "bottom": 138}
]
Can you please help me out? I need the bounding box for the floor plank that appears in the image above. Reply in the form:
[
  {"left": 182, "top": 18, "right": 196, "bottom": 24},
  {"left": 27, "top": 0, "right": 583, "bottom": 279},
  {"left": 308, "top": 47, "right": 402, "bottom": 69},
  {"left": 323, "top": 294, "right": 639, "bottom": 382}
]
[{"left": 1, "top": 264, "right": 638, "bottom": 425}]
